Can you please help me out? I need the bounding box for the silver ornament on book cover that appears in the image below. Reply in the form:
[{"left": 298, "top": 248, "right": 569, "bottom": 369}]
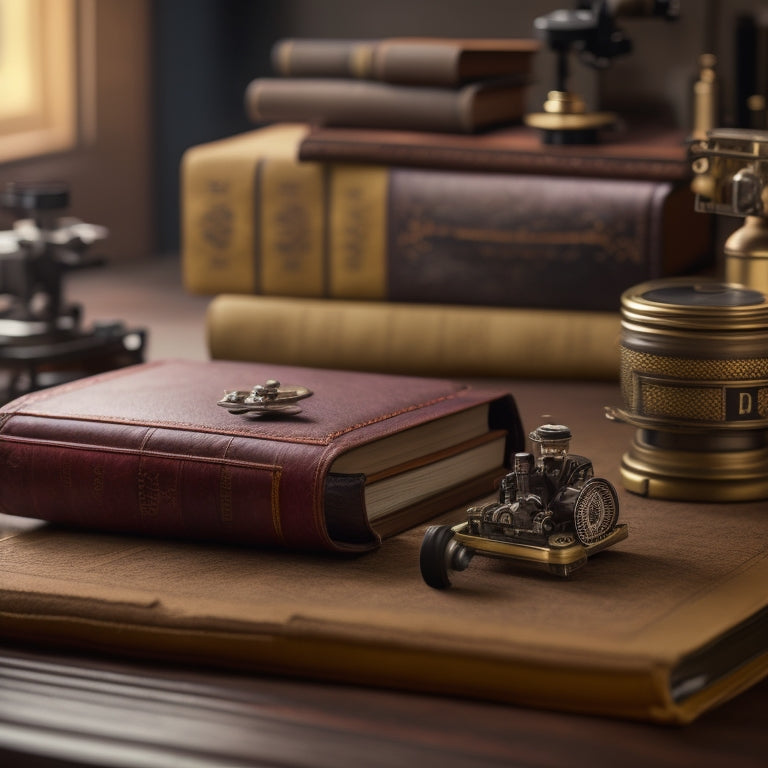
[{"left": 218, "top": 379, "right": 313, "bottom": 416}]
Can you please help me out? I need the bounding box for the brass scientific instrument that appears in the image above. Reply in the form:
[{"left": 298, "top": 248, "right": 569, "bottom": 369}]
[
  {"left": 605, "top": 129, "right": 768, "bottom": 502},
  {"left": 690, "top": 128, "right": 768, "bottom": 295},
  {"left": 607, "top": 279, "right": 768, "bottom": 502},
  {"left": 0, "top": 182, "right": 146, "bottom": 402}
]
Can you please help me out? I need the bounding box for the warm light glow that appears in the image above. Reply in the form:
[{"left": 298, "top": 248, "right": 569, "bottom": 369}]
[
  {"left": 0, "top": 0, "right": 77, "bottom": 162},
  {"left": 0, "top": 0, "right": 37, "bottom": 115}
]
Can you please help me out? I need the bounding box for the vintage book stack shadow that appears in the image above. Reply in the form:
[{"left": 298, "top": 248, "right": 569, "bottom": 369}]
[{"left": 182, "top": 36, "right": 714, "bottom": 380}]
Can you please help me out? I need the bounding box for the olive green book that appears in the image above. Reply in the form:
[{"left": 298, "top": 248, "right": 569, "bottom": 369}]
[{"left": 0, "top": 380, "right": 766, "bottom": 725}]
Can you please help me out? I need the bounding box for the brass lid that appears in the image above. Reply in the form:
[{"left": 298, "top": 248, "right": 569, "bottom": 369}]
[{"left": 620, "top": 277, "right": 768, "bottom": 332}]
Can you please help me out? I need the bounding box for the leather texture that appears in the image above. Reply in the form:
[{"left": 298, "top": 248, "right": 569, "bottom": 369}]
[{"left": 0, "top": 360, "right": 522, "bottom": 552}]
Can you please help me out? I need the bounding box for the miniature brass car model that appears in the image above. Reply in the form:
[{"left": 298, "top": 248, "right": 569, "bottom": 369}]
[{"left": 420, "top": 424, "right": 628, "bottom": 588}]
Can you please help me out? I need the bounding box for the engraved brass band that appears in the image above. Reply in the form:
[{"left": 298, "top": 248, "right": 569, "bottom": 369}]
[{"left": 618, "top": 350, "right": 768, "bottom": 429}]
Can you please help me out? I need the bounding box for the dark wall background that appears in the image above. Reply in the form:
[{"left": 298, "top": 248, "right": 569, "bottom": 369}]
[
  {"left": 152, "top": 0, "right": 760, "bottom": 254},
  {"left": 152, "top": 0, "right": 279, "bottom": 253}
]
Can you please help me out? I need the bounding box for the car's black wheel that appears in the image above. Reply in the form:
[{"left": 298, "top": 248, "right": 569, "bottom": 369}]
[
  {"left": 573, "top": 477, "right": 619, "bottom": 545},
  {"left": 420, "top": 525, "right": 457, "bottom": 589}
]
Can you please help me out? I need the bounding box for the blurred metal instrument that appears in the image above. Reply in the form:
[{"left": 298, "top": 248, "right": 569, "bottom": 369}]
[
  {"left": 0, "top": 182, "right": 146, "bottom": 401},
  {"left": 690, "top": 128, "right": 768, "bottom": 295},
  {"left": 607, "top": 278, "right": 768, "bottom": 502},
  {"left": 525, "top": 0, "right": 679, "bottom": 144}
]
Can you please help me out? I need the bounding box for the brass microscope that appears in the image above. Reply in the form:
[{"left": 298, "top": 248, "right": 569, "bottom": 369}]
[{"left": 525, "top": 0, "right": 679, "bottom": 144}]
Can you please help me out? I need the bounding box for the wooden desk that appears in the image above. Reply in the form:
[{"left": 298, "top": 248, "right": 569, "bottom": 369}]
[
  {"left": 1, "top": 380, "right": 766, "bottom": 766},
  {"left": 1, "top": 643, "right": 766, "bottom": 768}
]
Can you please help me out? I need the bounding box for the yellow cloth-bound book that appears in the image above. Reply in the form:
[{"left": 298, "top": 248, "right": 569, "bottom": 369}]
[
  {"left": 181, "top": 123, "right": 389, "bottom": 300},
  {"left": 181, "top": 124, "right": 324, "bottom": 296},
  {"left": 206, "top": 294, "right": 621, "bottom": 381}
]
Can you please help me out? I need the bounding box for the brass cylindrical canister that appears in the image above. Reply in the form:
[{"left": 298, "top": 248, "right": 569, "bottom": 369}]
[{"left": 610, "top": 277, "right": 768, "bottom": 501}]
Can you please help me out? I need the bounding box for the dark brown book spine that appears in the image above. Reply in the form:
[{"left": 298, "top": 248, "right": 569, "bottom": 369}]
[
  {"left": 245, "top": 78, "right": 526, "bottom": 133},
  {"left": 271, "top": 38, "right": 539, "bottom": 86},
  {"left": 379, "top": 172, "right": 710, "bottom": 311},
  {"left": 271, "top": 39, "right": 373, "bottom": 80},
  {"left": 298, "top": 126, "right": 694, "bottom": 181}
]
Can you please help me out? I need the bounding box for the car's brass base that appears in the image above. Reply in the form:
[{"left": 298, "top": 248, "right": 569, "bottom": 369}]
[{"left": 452, "top": 522, "right": 629, "bottom": 577}]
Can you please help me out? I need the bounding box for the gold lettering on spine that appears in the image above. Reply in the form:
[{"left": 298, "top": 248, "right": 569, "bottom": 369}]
[
  {"left": 162, "top": 476, "right": 179, "bottom": 513},
  {"left": 182, "top": 144, "right": 258, "bottom": 293},
  {"left": 329, "top": 165, "right": 388, "bottom": 299},
  {"left": 260, "top": 159, "right": 326, "bottom": 296},
  {"left": 199, "top": 180, "right": 234, "bottom": 269},
  {"left": 59, "top": 456, "right": 73, "bottom": 490},
  {"left": 182, "top": 125, "right": 313, "bottom": 294},
  {"left": 91, "top": 463, "right": 105, "bottom": 507},
  {"left": 137, "top": 468, "right": 160, "bottom": 519},
  {"left": 92, "top": 465, "right": 104, "bottom": 494},
  {"left": 271, "top": 468, "right": 284, "bottom": 544},
  {"left": 220, "top": 465, "right": 233, "bottom": 524}
]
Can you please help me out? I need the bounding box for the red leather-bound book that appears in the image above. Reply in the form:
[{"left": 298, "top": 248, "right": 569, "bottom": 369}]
[{"left": 0, "top": 359, "right": 522, "bottom": 552}]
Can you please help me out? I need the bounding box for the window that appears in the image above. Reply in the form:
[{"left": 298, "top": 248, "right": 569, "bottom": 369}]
[{"left": 0, "top": 0, "right": 77, "bottom": 163}]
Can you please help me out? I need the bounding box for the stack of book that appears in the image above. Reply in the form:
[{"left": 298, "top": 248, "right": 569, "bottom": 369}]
[
  {"left": 182, "top": 37, "right": 714, "bottom": 381},
  {"left": 247, "top": 37, "right": 539, "bottom": 133}
]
